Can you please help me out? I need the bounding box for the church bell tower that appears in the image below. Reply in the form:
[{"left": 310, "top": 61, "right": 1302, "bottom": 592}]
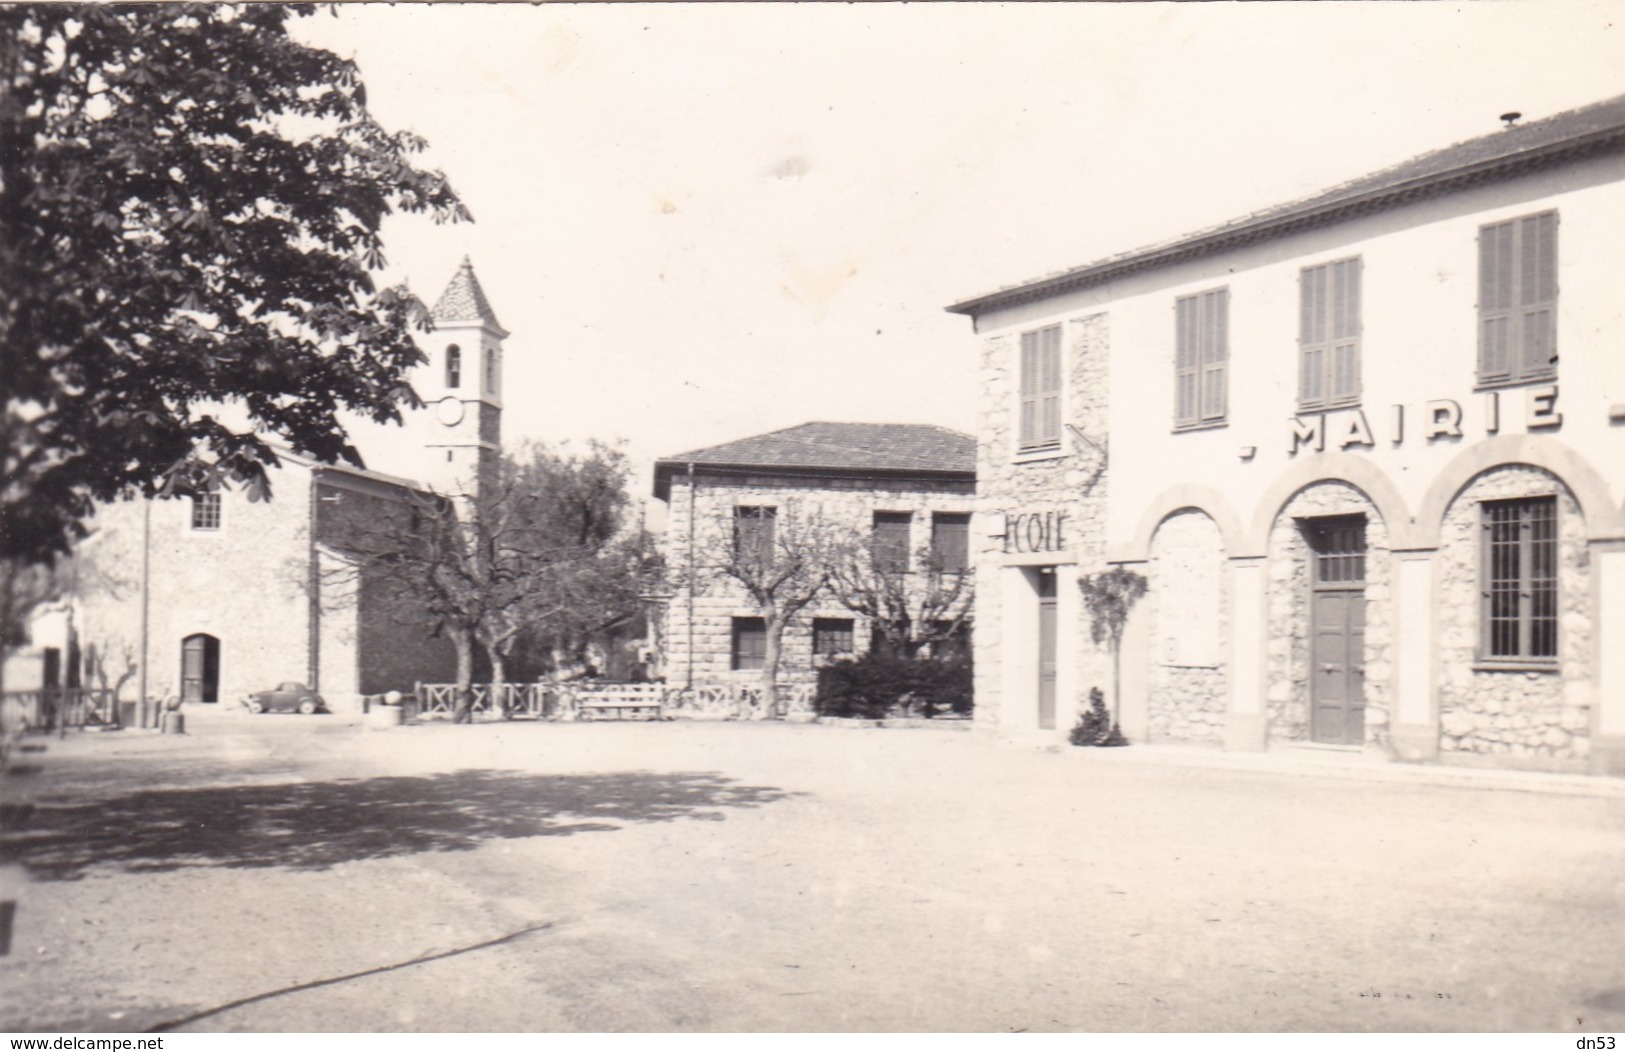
[{"left": 418, "top": 257, "right": 506, "bottom": 498}]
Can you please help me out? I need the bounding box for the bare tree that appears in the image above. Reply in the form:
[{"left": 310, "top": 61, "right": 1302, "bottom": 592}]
[
  {"left": 691, "top": 502, "right": 847, "bottom": 717},
  {"left": 826, "top": 537, "right": 973, "bottom": 660}
]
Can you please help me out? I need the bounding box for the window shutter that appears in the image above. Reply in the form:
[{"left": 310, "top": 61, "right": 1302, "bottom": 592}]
[
  {"left": 1019, "top": 331, "right": 1038, "bottom": 448},
  {"left": 872, "top": 512, "right": 912, "bottom": 573},
  {"left": 1200, "top": 288, "right": 1228, "bottom": 422},
  {"left": 1039, "top": 325, "right": 1062, "bottom": 446},
  {"left": 1299, "top": 265, "right": 1328, "bottom": 408},
  {"left": 1478, "top": 222, "right": 1513, "bottom": 381},
  {"left": 1518, "top": 212, "right": 1558, "bottom": 378},
  {"left": 1329, "top": 259, "right": 1361, "bottom": 405},
  {"left": 1175, "top": 296, "right": 1198, "bottom": 426},
  {"left": 931, "top": 513, "right": 970, "bottom": 574}
]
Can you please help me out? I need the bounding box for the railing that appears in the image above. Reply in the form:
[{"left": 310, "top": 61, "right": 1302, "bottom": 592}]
[
  {"left": 407, "top": 680, "right": 818, "bottom": 722},
  {"left": 1, "top": 688, "right": 120, "bottom": 737},
  {"left": 413, "top": 682, "right": 551, "bottom": 719},
  {"left": 665, "top": 682, "right": 816, "bottom": 720}
]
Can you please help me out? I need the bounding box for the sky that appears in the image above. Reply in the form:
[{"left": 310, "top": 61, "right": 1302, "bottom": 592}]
[{"left": 299, "top": 1, "right": 1624, "bottom": 500}]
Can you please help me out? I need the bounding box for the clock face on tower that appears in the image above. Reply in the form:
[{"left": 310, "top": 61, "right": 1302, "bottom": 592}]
[{"left": 435, "top": 395, "right": 466, "bottom": 427}]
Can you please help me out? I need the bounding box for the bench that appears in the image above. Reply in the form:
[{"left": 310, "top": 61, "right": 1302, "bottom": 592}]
[{"left": 574, "top": 686, "right": 664, "bottom": 722}]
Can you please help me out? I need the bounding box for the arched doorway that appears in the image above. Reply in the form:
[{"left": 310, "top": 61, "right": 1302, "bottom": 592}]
[{"left": 180, "top": 634, "right": 220, "bottom": 704}]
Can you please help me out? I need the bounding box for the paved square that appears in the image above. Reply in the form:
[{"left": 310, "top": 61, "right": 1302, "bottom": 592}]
[{"left": 2, "top": 719, "right": 1623, "bottom": 1032}]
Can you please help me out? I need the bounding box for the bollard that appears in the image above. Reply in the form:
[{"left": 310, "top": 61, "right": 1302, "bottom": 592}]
[
  {"left": 162, "top": 711, "right": 186, "bottom": 735},
  {"left": 0, "top": 900, "right": 14, "bottom": 957}
]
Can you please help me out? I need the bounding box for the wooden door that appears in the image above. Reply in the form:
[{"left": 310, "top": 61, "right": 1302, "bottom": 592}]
[
  {"left": 1307, "top": 519, "right": 1365, "bottom": 745},
  {"left": 181, "top": 634, "right": 220, "bottom": 704},
  {"left": 1037, "top": 568, "right": 1057, "bottom": 730}
]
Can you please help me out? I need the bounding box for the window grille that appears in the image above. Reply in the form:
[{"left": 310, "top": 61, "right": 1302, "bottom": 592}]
[
  {"left": 812, "top": 618, "right": 855, "bottom": 657},
  {"left": 190, "top": 492, "right": 222, "bottom": 531},
  {"left": 1482, "top": 497, "right": 1558, "bottom": 661}
]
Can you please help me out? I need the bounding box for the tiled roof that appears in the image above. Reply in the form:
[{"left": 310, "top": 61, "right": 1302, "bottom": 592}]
[
  {"left": 432, "top": 256, "right": 504, "bottom": 329},
  {"left": 948, "top": 93, "right": 1625, "bottom": 316},
  {"left": 654, "top": 421, "right": 976, "bottom": 498}
]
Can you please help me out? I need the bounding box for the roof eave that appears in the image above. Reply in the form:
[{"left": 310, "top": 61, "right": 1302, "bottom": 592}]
[
  {"left": 652, "top": 458, "right": 976, "bottom": 502},
  {"left": 945, "top": 125, "right": 1625, "bottom": 319}
]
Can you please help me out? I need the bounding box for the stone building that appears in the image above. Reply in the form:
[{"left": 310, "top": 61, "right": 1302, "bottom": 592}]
[
  {"left": 7, "top": 260, "right": 509, "bottom": 714},
  {"left": 947, "top": 94, "right": 1625, "bottom": 775},
  {"left": 652, "top": 422, "right": 977, "bottom": 694}
]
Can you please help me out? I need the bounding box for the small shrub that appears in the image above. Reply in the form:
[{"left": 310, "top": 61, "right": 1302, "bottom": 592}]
[
  {"left": 1069, "top": 687, "right": 1113, "bottom": 747},
  {"left": 817, "top": 652, "right": 973, "bottom": 719}
]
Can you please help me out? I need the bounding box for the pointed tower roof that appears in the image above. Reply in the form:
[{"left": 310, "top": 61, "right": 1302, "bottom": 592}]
[{"left": 431, "top": 256, "right": 505, "bottom": 332}]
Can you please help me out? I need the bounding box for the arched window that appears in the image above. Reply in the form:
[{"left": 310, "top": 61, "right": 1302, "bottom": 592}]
[{"left": 445, "top": 344, "right": 462, "bottom": 389}]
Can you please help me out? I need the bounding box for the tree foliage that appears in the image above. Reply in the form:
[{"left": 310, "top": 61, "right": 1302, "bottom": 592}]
[
  {"left": 1, "top": 4, "right": 470, "bottom": 564},
  {"left": 331, "top": 442, "right": 657, "bottom": 720}
]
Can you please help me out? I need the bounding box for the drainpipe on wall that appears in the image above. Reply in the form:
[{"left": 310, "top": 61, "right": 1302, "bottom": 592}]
[
  {"left": 307, "top": 476, "right": 320, "bottom": 692},
  {"left": 138, "top": 497, "right": 151, "bottom": 728},
  {"left": 686, "top": 462, "right": 696, "bottom": 691}
]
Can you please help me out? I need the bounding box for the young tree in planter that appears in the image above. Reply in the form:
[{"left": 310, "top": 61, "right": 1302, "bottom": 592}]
[
  {"left": 691, "top": 502, "right": 846, "bottom": 719},
  {"left": 2, "top": 5, "right": 469, "bottom": 566},
  {"left": 1078, "top": 565, "right": 1147, "bottom": 737}
]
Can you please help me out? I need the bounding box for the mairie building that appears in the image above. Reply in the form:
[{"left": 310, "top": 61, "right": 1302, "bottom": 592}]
[{"left": 947, "top": 94, "right": 1625, "bottom": 776}]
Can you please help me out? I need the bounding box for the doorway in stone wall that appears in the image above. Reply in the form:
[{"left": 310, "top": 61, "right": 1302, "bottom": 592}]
[
  {"left": 1036, "top": 567, "right": 1057, "bottom": 730},
  {"left": 181, "top": 633, "right": 220, "bottom": 704},
  {"left": 1305, "top": 517, "right": 1366, "bottom": 745}
]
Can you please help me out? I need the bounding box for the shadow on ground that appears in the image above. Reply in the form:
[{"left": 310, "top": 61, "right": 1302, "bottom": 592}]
[{"left": 3, "top": 769, "right": 796, "bottom": 880}]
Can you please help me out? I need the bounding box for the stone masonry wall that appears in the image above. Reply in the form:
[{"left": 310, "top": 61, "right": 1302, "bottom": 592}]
[
  {"left": 973, "top": 313, "right": 1112, "bottom": 731},
  {"left": 1264, "top": 481, "right": 1393, "bottom": 748},
  {"left": 661, "top": 473, "right": 975, "bottom": 690},
  {"left": 1435, "top": 466, "right": 1590, "bottom": 771},
  {"left": 1145, "top": 509, "right": 1228, "bottom": 744}
]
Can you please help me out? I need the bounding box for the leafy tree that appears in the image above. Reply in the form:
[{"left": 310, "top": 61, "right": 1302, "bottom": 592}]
[
  {"left": 1, "top": 4, "right": 470, "bottom": 565},
  {"left": 1078, "top": 565, "right": 1147, "bottom": 735},
  {"left": 330, "top": 442, "right": 655, "bottom": 721}
]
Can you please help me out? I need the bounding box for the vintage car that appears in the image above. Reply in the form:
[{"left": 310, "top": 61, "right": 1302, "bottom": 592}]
[{"left": 242, "top": 682, "right": 327, "bottom": 715}]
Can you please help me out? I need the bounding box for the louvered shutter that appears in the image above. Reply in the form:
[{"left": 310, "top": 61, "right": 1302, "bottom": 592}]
[
  {"left": 1019, "top": 331, "right": 1039, "bottom": 448},
  {"left": 1200, "top": 288, "right": 1228, "bottom": 422},
  {"left": 1478, "top": 221, "right": 1514, "bottom": 382},
  {"left": 1329, "top": 259, "right": 1361, "bottom": 405},
  {"left": 1039, "top": 325, "right": 1062, "bottom": 446},
  {"left": 1518, "top": 212, "right": 1557, "bottom": 380},
  {"left": 872, "top": 512, "right": 911, "bottom": 573},
  {"left": 1174, "top": 295, "right": 1199, "bottom": 427},
  {"left": 1299, "top": 265, "right": 1328, "bottom": 408}
]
